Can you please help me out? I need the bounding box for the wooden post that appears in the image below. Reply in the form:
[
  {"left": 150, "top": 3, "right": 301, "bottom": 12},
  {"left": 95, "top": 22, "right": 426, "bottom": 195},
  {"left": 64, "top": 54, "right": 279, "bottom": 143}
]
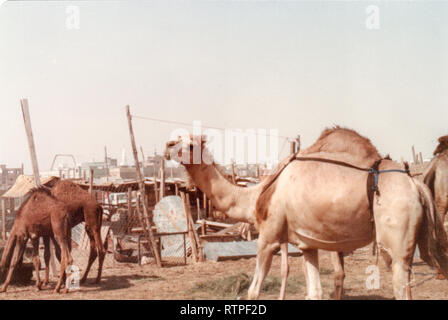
[
  {"left": 290, "top": 139, "right": 296, "bottom": 155},
  {"left": 20, "top": 99, "right": 41, "bottom": 187},
  {"left": 231, "top": 162, "right": 236, "bottom": 184},
  {"left": 419, "top": 152, "right": 423, "bottom": 165},
  {"left": 135, "top": 193, "right": 143, "bottom": 226},
  {"left": 201, "top": 220, "right": 206, "bottom": 236},
  {"left": 203, "top": 193, "right": 207, "bottom": 218},
  {"left": 208, "top": 199, "right": 213, "bottom": 220},
  {"left": 1, "top": 198, "right": 6, "bottom": 240},
  {"left": 412, "top": 145, "right": 417, "bottom": 164},
  {"left": 159, "top": 157, "right": 165, "bottom": 200},
  {"left": 153, "top": 179, "right": 159, "bottom": 204},
  {"left": 196, "top": 198, "right": 201, "bottom": 220},
  {"left": 174, "top": 182, "right": 179, "bottom": 196},
  {"left": 181, "top": 192, "right": 198, "bottom": 262},
  {"left": 296, "top": 135, "right": 301, "bottom": 153},
  {"left": 127, "top": 187, "right": 133, "bottom": 233},
  {"left": 140, "top": 146, "right": 146, "bottom": 168},
  {"left": 126, "top": 105, "right": 162, "bottom": 267},
  {"left": 89, "top": 169, "right": 94, "bottom": 195},
  {"left": 186, "top": 193, "right": 204, "bottom": 262}
]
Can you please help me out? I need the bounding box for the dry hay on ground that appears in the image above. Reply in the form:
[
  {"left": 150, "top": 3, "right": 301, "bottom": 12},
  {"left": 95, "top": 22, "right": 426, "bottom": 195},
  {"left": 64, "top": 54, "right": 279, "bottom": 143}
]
[{"left": 0, "top": 246, "right": 447, "bottom": 300}]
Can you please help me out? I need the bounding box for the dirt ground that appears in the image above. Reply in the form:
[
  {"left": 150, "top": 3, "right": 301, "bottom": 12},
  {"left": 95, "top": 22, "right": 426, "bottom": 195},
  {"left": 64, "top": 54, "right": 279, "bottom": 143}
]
[{"left": 0, "top": 245, "right": 447, "bottom": 300}]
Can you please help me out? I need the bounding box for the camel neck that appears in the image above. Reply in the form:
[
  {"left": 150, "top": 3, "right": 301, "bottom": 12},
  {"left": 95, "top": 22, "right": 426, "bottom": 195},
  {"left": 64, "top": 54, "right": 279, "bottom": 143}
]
[{"left": 184, "top": 163, "right": 260, "bottom": 224}]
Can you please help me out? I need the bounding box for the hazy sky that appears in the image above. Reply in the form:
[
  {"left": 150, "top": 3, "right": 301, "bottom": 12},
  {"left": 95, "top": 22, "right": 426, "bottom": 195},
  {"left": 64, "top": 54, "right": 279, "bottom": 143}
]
[{"left": 0, "top": 1, "right": 447, "bottom": 172}]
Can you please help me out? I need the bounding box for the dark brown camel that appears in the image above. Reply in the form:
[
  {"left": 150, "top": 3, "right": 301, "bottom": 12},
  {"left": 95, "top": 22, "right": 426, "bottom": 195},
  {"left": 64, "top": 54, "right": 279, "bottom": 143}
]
[
  {"left": 49, "top": 180, "right": 105, "bottom": 284},
  {"left": 0, "top": 187, "right": 73, "bottom": 293}
]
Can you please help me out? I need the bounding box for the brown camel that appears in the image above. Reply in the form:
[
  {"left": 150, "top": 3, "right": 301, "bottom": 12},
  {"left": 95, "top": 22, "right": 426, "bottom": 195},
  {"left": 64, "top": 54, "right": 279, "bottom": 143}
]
[
  {"left": 423, "top": 135, "right": 448, "bottom": 280},
  {"left": 165, "top": 128, "right": 448, "bottom": 300},
  {"left": 0, "top": 187, "right": 73, "bottom": 293},
  {"left": 49, "top": 180, "right": 105, "bottom": 284}
]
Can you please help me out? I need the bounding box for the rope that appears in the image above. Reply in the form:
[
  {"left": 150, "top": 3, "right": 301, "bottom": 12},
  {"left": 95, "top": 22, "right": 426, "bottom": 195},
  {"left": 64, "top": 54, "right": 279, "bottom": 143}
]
[{"left": 131, "top": 114, "right": 293, "bottom": 140}]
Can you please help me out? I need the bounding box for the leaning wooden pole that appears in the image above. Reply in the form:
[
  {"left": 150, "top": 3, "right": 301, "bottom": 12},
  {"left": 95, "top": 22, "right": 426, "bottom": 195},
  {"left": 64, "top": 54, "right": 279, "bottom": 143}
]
[
  {"left": 126, "top": 105, "right": 162, "bottom": 267},
  {"left": 1, "top": 199, "right": 6, "bottom": 240},
  {"left": 20, "top": 99, "right": 41, "bottom": 187},
  {"left": 412, "top": 145, "right": 417, "bottom": 164}
]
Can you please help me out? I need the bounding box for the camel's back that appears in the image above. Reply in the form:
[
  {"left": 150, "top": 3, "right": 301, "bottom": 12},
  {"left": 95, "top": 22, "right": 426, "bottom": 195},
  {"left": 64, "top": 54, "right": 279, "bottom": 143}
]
[
  {"left": 301, "top": 127, "right": 381, "bottom": 167},
  {"left": 17, "top": 191, "right": 67, "bottom": 235},
  {"left": 51, "top": 180, "right": 97, "bottom": 214}
]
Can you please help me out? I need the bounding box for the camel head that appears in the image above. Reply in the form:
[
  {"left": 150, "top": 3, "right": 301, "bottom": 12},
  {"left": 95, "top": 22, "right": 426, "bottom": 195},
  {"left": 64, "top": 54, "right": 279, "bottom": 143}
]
[{"left": 165, "top": 135, "right": 212, "bottom": 166}]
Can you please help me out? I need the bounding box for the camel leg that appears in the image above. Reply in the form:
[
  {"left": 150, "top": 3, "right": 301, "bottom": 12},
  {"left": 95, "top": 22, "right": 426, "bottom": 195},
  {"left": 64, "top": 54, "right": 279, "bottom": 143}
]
[
  {"left": 52, "top": 217, "right": 74, "bottom": 294},
  {"left": 31, "top": 237, "right": 42, "bottom": 291},
  {"left": 247, "top": 239, "right": 277, "bottom": 300},
  {"left": 380, "top": 247, "right": 392, "bottom": 271},
  {"left": 92, "top": 228, "right": 105, "bottom": 284},
  {"left": 435, "top": 204, "right": 447, "bottom": 280},
  {"left": 331, "top": 251, "right": 345, "bottom": 300},
  {"left": 51, "top": 236, "right": 62, "bottom": 262},
  {"left": 0, "top": 236, "right": 26, "bottom": 293},
  {"left": 42, "top": 236, "right": 50, "bottom": 288},
  {"left": 279, "top": 243, "right": 289, "bottom": 300},
  {"left": 302, "top": 249, "right": 322, "bottom": 300},
  {"left": 53, "top": 235, "right": 73, "bottom": 294},
  {"left": 391, "top": 259, "right": 412, "bottom": 300},
  {"left": 80, "top": 228, "right": 97, "bottom": 284},
  {"left": 376, "top": 218, "right": 416, "bottom": 299}
]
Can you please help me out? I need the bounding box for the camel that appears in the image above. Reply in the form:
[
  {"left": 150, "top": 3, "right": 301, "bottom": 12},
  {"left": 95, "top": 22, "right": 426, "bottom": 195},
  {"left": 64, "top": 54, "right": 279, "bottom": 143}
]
[
  {"left": 0, "top": 187, "right": 73, "bottom": 293},
  {"left": 49, "top": 180, "right": 105, "bottom": 284},
  {"left": 165, "top": 128, "right": 448, "bottom": 300},
  {"left": 423, "top": 135, "right": 448, "bottom": 279},
  {"left": 424, "top": 135, "right": 448, "bottom": 223}
]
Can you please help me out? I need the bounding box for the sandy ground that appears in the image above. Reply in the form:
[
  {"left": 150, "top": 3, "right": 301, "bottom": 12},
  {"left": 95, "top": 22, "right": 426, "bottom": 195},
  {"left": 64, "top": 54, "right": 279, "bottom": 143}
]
[{"left": 0, "top": 245, "right": 446, "bottom": 300}]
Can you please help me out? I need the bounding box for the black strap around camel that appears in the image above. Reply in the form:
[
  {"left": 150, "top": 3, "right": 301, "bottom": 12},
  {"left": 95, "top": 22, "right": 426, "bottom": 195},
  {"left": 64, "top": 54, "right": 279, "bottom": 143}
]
[{"left": 260, "top": 154, "right": 411, "bottom": 222}]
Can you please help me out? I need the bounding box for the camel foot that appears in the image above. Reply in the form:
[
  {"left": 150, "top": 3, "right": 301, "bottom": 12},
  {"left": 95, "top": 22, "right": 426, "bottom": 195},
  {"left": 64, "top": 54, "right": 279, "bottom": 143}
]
[
  {"left": 333, "top": 288, "right": 344, "bottom": 300},
  {"left": 94, "top": 278, "right": 101, "bottom": 284},
  {"left": 80, "top": 277, "right": 87, "bottom": 284},
  {"left": 436, "top": 273, "right": 446, "bottom": 280},
  {"left": 0, "top": 286, "right": 6, "bottom": 293}
]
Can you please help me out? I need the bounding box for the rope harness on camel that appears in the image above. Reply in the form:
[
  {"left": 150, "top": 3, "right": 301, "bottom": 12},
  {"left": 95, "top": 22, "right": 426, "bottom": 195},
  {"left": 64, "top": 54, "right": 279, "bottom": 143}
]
[{"left": 259, "top": 154, "right": 411, "bottom": 247}]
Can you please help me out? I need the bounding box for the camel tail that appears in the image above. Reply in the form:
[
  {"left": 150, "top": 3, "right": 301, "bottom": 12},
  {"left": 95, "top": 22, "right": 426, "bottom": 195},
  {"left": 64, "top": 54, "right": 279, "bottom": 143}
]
[
  {"left": 423, "top": 158, "right": 437, "bottom": 196},
  {"left": 414, "top": 179, "right": 448, "bottom": 277},
  {"left": 96, "top": 205, "right": 103, "bottom": 227}
]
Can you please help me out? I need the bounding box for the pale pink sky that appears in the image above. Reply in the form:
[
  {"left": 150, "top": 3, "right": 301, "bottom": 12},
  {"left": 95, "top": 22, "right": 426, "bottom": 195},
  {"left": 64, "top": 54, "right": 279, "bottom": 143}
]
[{"left": 0, "top": 1, "right": 447, "bottom": 172}]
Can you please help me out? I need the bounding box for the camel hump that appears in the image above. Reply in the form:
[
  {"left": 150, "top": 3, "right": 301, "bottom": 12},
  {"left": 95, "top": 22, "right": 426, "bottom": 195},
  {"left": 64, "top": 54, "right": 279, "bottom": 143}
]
[
  {"left": 52, "top": 180, "right": 94, "bottom": 201},
  {"left": 434, "top": 135, "right": 448, "bottom": 155},
  {"left": 302, "top": 126, "right": 381, "bottom": 164}
]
